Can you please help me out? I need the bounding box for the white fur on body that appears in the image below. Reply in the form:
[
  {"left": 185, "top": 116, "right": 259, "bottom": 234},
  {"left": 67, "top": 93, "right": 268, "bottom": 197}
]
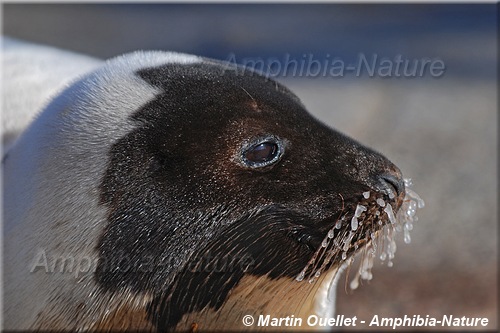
[
  {"left": 2, "top": 38, "right": 103, "bottom": 150},
  {"left": 3, "top": 40, "right": 202, "bottom": 329}
]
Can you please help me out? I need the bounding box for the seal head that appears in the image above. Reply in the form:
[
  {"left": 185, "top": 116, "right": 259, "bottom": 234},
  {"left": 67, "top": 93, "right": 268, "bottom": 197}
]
[
  {"left": 3, "top": 51, "right": 406, "bottom": 331},
  {"left": 96, "top": 60, "right": 405, "bottom": 330}
]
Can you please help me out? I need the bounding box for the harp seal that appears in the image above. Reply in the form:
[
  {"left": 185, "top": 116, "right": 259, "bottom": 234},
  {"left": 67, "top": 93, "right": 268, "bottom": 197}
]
[{"left": 3, "top": 48, "right": 408, "bottom": 331}]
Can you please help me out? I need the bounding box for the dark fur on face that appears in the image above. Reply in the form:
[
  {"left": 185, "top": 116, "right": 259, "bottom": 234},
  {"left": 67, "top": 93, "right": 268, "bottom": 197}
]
[{"left": 97, "top": 61, "right": 404, "bottom": 330}]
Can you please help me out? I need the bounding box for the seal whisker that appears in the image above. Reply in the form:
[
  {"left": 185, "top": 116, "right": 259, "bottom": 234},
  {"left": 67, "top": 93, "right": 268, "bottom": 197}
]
[{"left": 239, "top": 86, "right": 256, "bottom": 104}]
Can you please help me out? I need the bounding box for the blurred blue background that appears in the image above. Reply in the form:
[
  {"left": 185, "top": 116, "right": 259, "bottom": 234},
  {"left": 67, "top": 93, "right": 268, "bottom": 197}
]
[{"left": 3, "top": 4, "right": 496, "bottom": 79}]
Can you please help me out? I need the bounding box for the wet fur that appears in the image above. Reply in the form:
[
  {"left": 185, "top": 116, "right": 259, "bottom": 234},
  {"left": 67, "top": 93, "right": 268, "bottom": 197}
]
[{"left": 3, "top": 49, "right": 403, "bottom": 331}]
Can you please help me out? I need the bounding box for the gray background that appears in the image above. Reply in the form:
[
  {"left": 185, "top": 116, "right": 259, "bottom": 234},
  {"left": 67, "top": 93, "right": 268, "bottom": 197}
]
[{"left": 3, "top": 3, "right": 498, "bottom": 330}]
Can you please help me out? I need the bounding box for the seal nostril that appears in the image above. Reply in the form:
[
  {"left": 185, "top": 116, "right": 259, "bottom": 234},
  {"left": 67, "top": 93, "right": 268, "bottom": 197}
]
[{"left": 379, "top": 173, "right": 405, "bottom": 199}]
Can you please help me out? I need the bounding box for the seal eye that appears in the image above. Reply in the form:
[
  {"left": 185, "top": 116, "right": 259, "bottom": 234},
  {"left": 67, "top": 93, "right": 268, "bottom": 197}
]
[
  {"left": 246, "top": 143, "right": 277, "bottom": 163},
  {"left": 243, "top": 138, "right": 283, "bottom": 168}
]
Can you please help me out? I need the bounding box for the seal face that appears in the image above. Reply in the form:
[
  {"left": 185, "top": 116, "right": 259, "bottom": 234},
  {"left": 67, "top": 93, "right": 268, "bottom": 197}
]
[
  {"left": 3, "top": 48, "right": 416, "bottom": 331},
  {"left": 95, "top": 60, "right": 405, "bottom": 330}
]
